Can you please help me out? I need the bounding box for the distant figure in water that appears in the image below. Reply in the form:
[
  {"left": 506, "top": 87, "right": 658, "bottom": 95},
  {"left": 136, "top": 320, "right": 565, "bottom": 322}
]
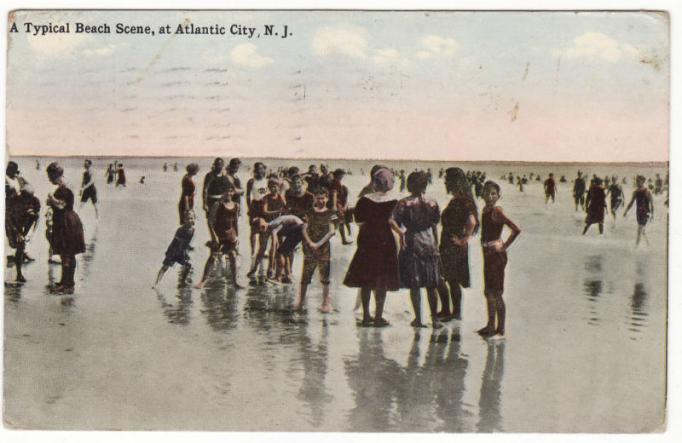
[
  {"left": 153, "top": 211, "right": 195, "bottom": 288},
  {"left": 105, "top": 164, "right": 115, "bottom": 185},
  {"left": 607, "top": 176, "right": 624, "bottom": 223},
  {"left": 582, "top": 177, "right": 606, "bottom": 235},
  {"left": 116, "top": 164, "right": 127, "bottom": 188},
  {"left": 654, "top": 173, "right": 663, "bottom": 195},
  {"left": 163, "top": 163, "right": 168, "bottom": 172},
  {"left": 45, "top": 162, "right": 86, "bottom": 294},
  {"left": 559, "top": 175, "right": 567, "bottom": 183},
  {"left": 139, "top": 176, "right": 145, "bottom": 184},
  {"left": 624, "top": 175, "right": 654, "bottom": 246},
  {"left": 573, "top": 171, "right": 586, "bottom": 211},
  {"left": 36, "top": 159, "right": 41, "bottom": 170},
  {"left": 173, "top": 163, "right": 178, "bottom": 172},
  {"left": 516, "top": 176, "right": 523, "bottom": 192},
  {"left": 79, "top": 159, "right": 98, "bottom": 219},
  {"left": 544, "top": 173, "right": 556, "bottom": 204},
  {"left": 478, "top": 181, "right": 520, "bottom": 339}
]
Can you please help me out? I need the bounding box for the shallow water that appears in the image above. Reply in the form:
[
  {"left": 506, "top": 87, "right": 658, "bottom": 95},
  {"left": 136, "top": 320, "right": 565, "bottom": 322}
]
[{"left": 4, "top": 157, "right": 668, "bottom": 432}]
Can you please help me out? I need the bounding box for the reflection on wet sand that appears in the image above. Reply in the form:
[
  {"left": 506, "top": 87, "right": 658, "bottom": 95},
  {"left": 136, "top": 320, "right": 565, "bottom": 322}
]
[
  {"left": 4, "top": 282, "right": 23, "bottom": 303},
  {"left": 294, "top": 323, "right": 332, "bottom": 428},
  {"left": 79, "top": 228, "right": 98, "bottom": 280},
  {"left": 395, "top": 328, "right": 472, "bottom": 432},
  {"left": 344, "top": 328, "right": 473, "bottom": 432},
  {"left": 628, "top": 260, "right": 650, "bottom": 337},
  {"left": 583, "top": 254, "right": 604, "bottom": 326},
  {"left": 344, "top": 330, "right": 402, "bottom": 431},
  {"left": 477, "top": 340, "right": 505, "bottom": 432},
  {"left": 155, "top": 266, "right": 194, "bottom": 325},
  {"left": 199, "top": 282, "right": 239, "bottom": 332}
]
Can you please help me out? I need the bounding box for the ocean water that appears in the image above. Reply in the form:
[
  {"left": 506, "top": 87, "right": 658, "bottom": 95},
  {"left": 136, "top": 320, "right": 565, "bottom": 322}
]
[{"left": 3, "top": 157, "right": 668, "bottom": 432}]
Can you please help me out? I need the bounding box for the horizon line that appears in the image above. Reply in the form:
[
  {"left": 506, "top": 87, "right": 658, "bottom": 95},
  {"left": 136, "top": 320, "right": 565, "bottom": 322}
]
[{"left": 8, "top": 153, "right": 670, "bottom": 167}]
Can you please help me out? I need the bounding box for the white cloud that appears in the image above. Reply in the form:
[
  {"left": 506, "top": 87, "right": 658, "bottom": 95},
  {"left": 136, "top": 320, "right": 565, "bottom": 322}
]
[
  {"left": 372, "top": 48, "right": 400, "bottom": 64},
  {"left": 415, "top": 50, "right": 432, "bottom": 60},
  {"left": 312, "top": 25, "right": 368, "bottom": 58},
  {"left": 26, "top": 33, "right": 89, "bottom": 58},
  {"left": 416, "top": 35, "right": 459, "bottom": 59},
  {"left": 554, "top": 32, "right": 639, "bottom": 63},
  {"left": 230, "top": 43, "right": 273, "bottom": 68},
  {"left": 83, "top": 44, "right": 116, "bottom": 57}
]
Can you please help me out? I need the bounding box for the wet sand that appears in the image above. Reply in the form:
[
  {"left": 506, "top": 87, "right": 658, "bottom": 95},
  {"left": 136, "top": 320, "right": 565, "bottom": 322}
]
[{"left": 4, "top": 158, "right": 667, "bottom": 431}]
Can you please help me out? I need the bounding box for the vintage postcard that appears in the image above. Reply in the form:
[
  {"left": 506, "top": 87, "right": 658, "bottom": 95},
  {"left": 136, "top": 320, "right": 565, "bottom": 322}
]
[{"left": 3, "top": 9, "right": 669, "bottom": 433}]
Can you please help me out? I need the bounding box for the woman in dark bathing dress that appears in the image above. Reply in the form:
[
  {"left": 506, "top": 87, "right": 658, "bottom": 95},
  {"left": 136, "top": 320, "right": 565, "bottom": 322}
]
[
  {"left": 46, "top": 162, "right": 86, "bottom": 294},
  {"left": 438, "top": 167, "right": 479, "bottom": 320},
  {"left": 344, "top": 167, "right": 400, "bottom": 327},
  {"left": 582, "top": 177, "right": 607, "bottom": 235}
]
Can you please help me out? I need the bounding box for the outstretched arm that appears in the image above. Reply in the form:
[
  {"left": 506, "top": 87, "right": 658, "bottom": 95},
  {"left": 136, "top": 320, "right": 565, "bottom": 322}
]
[
  {"left": 202, "top": 174, "right": 213, "bottom": 211},
  {"left": 624, "top": 191, "right": 636, "bottom": 215},
  {"left": 493, "top": 207, "right": 521, "bottom": 251},
  {"left": 451, "top": 214, "right": 476, "bottom": 247}
]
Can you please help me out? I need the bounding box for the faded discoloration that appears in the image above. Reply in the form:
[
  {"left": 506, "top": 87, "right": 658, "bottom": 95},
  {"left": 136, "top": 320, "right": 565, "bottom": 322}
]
[{"left": 509, "top": 101, "right": 519, "bottom": 122}]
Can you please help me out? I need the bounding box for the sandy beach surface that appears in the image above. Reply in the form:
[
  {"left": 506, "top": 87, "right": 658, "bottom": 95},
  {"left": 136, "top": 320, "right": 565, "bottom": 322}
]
[{"left": 4, "top": 157, "right": 668, "bottom": 432}]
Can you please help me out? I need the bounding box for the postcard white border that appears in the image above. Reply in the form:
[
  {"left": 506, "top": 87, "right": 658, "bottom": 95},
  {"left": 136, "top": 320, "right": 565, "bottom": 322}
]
[{"left": 0, "top": 1, "right": 678, "bottom": 443}]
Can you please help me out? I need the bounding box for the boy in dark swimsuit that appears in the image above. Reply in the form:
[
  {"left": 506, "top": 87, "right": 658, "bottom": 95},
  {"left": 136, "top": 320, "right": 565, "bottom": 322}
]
[
  {"left": 329, "top": 168, "right": 352, "bottom": 245},
  {"left": 606, "top": 176, "right": 624, "bottom": 223},
  {"left": 80, "top": 159, "right": 99, "bottom": 218},
  {"left": 294, "top": 188, "right": 337, "bottom": 312},
  {"left": 544, "top": 173, "right": 557, "bottom": 204},
  {"left": 196, "top": 185, "right": 243, "bottom": 289},
  {"left": 478, "top": 181, "right": 521, "bottom": 339},
  {"left": 624, "top": 175, "right": 654, "bottom": 246},
  {"left": 573, "top": 171, "right": 586, "bottom": 211}
]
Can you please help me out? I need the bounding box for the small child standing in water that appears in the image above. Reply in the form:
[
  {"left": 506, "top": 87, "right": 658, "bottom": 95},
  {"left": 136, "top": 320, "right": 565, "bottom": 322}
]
[
  {"left": 478, "top": 181, "right": 521, "bottom": 339},
  {"left": 153, "top": 211, "right": 195, "bottom": 288},
  {"left": 293, "top": 188, "right": 337, "bottom": 312}
]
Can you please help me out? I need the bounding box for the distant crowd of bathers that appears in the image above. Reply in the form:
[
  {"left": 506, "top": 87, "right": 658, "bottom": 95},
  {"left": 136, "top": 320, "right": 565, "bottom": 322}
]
[{"left": 4, "top": 158, "right": 666, "bottom": 338}]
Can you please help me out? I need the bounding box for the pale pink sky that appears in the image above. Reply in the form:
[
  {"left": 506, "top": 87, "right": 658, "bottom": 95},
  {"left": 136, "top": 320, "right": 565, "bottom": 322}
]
[{"left": 6, "top": 10, "right": 670, "bottom": 162}]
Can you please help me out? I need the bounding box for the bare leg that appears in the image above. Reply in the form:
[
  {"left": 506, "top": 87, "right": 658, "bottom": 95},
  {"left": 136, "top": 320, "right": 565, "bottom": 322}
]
[
  {"left": 15, "top": 243, "right": 26, "bottom": 283},
  {"left": 229, "top": 251, "right": 243, "bottom": 289},
  {"left": 409, "top": 287, "right": 424, "bottom": 327},
  {"left": 598, "top": 223, "right": 604, "bottom": 235},
  {"left": 360, "top": 287, "right": 372, "bottom": 324},
  {"left": 427, "top": 288, "right": 442, "bottom": 329},
  {"left": 320, "top": 284, "right": 332, "bottom": 313},
  {"left": 153, "top": 264, "right": 169, "bottom": 288},
  {"left": 195, "top": 254, "right": 217, "bottom": 288},
  {"left": 436, "top": 280, "right": 451, "bottom": 318},
  {"left": 374, "top": 289, "right": 388, "bottom": 325},
  {"left": 478, "top": 295, "right": 497, "bottom": 336},
  {"left": 294, "top": 282, "right": 308, "bottom": 311},
  {"left": 495, "top": 294, "right": 506, "bottom": 335},
  {"left": 449, "top": 280, "right": 463, "bottom": 320}
]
